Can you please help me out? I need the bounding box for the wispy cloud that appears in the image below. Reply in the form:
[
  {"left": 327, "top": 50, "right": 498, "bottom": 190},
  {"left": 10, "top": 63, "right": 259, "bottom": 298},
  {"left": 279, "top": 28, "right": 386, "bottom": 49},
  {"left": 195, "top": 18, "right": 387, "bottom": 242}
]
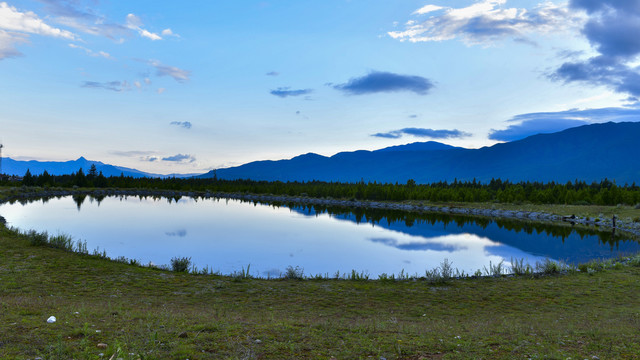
[
  {"left": 111, "top": 150, "right": 157, "bottom": 157},
  {"left": 162, "top": 154, "right": 196, "bottom": 163},
  {"left": 110, "top": 150, "right": 159, "bottom": 162},
  {"left": 270, "top": 87, "right": 313, "bottom": 98},
  {"left": 389, "top": 0, "right": 583, "bottom": 45},
  {"left": 37, "top": 0, "right": 129, "bottom": 40},
  {"left": 149, "top": 60, "right": 191, "bottom": 82},
  {"left": 125, "top": 14, "right": 161, "bottom": 40},
  {"left": 489, "top": 105, "right": 640, "bottom": 141},
  {"left": 81, "top": 80, "right": 128, "bottom": 92},
  {"left": 372, "top": 127, "right": 471, "bottom": 139},
  {"left": 68, "top": 43, "right": 112, "bottom": 59},
  {"left": 334, "top": 71, "right": 434, "bottom": 95},
  {"left": 550, "top": 0, "right": 640, "bottom": 97},
  {"left": 266, "top": 71, "right": 279, "bottom": 76},
  {"left": 170, "top": 121, "right": 192, "bottom": 129},
  {"left": 0, "top": 2, "right": 77, "bottom": 59}
]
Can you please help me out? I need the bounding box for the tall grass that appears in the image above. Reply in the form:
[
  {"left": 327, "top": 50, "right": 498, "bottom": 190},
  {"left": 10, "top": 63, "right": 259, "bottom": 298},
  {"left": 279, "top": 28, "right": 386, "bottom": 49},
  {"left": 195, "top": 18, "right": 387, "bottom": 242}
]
[
  {"left": 483, "top": 260, "right": 505, "bottom": 277},
  {"left": 510, "top": 257, "right": 533, "bottom": 276}
]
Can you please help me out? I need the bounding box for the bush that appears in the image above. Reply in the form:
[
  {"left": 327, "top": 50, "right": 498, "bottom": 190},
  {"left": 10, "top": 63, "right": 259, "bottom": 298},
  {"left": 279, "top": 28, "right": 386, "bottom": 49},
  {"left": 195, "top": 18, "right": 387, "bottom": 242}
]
[
  {"left": 48, "top": 234, "right": 74, "bottom": 251},
  {"left": 25, "top": 230, "right": 49, "bottom": 246},
  {"left": 536, "top": 258, "right": 562, "bottom": 274},
  {"left": 171, "top": 256, "right": 192, "bottom": 272},
  {"left": 283, "top": 265, "right": 304, "bottom": 280}
]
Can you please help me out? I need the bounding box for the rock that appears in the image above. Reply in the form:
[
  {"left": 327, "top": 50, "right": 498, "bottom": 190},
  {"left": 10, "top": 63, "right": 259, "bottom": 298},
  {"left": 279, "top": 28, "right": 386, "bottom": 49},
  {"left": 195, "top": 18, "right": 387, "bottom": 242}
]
[
  {"left": 46, "top": 316, "right": 56, "bottom": 324},
  {"left": 97, "top": 343, "right": 108, "bottom": 349}
]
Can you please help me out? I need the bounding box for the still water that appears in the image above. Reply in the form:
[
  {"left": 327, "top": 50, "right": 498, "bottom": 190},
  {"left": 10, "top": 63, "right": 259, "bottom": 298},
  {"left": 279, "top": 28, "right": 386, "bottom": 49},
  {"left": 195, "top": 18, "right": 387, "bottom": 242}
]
[{"left": 1, "top": 195, "right": 638, "bottom": 277}]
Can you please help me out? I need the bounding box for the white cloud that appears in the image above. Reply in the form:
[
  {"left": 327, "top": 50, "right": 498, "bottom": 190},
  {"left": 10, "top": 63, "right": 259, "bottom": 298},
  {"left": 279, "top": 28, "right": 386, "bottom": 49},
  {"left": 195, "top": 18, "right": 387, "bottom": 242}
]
[
  {"left": 139, "top": 29, "right": 161, "bottom": 41},
  {"left": 161, "top": 28, "right": 179, "bottom": 37},
  {"left": 0, "top": 2, "right": 76, "bottom": 39},
  {"left": 0, "top": 2, "right": 77, "bottom": 59},
  {"left": 126, "top": 13, "right": 162, "bottom": 41},
  {"left": 413, "top": 5, "right": 444, "bottom": 15},
  {"left": 157, "top": 87, "right": 166, "bottom": 94},
  {"left": 389, "top": 0, "right": 584, "bottom": 45}
]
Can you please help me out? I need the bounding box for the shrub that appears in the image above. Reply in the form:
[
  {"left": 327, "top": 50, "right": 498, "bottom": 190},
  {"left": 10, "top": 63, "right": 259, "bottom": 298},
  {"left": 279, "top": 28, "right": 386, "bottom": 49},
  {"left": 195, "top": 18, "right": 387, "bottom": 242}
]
[
  {"left": 536, "top": 258, "right": 562, "bottom": 274},
  {"left": 424, "top": 268, "right": 442, "bottom": 283},
  {"left": 48, "top": 234, "right": 74, "bottom": 251},
  {"left": 440, "top": 258, "right": 454, "bottom": 281},
  {"left": 26, "top": 229, "right": 49, "bottom": 246},
  {"left": 283, "top": 265, "right": 304, "bottom": 280},
  {"left": 628, "top": 255, "right": 640, "bottom": 267},
  {"left": 171, "top": 256, "right": 192, "bottom": 272}
]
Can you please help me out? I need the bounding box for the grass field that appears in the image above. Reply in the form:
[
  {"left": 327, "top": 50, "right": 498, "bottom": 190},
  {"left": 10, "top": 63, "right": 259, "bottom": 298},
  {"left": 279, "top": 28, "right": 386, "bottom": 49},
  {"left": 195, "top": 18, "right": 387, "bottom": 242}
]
[{"left": 2, "top": 223, "right": 640, "bottom": 359}]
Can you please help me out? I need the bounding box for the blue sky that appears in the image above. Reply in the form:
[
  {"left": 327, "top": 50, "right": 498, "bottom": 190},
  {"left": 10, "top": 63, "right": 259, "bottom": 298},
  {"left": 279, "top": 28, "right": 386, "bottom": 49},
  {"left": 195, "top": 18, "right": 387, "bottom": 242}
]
[{"left": 1, "top": 0, "right": 639, "bottom": 174}]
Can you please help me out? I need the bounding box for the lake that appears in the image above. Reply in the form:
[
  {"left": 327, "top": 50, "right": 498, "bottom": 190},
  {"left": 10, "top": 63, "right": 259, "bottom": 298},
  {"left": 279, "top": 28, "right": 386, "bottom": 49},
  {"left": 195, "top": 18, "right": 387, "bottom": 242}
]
[{"left": 1, "top": 194, "right": 638, "bottom": 277}]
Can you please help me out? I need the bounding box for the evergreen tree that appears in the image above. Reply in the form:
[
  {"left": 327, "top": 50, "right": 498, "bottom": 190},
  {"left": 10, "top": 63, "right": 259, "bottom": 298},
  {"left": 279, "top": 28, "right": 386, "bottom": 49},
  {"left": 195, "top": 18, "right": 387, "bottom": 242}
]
[{"left": 22, "top": 169, "right": 34, "bottom": 186}]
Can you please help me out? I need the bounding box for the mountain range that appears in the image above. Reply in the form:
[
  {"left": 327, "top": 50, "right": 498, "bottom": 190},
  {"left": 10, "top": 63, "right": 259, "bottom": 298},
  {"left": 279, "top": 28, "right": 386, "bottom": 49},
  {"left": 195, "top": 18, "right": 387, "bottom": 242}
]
[
  {"left": 199, "top": 121, "right": 640, "bottom": 184},
  {"left": 1, "top": 157, "right": 195, "bottom": 179},
  {"left": 3, "top": 122, "right": 639, "bottom": 184}
]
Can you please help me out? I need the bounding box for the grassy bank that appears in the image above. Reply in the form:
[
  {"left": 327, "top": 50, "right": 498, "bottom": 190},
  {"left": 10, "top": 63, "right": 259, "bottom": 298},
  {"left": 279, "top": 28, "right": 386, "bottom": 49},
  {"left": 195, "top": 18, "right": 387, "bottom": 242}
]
[
  {"left": 424, "top": 201, "right": 640, "bottom": 223},
  {"left": 2, "top": 225, "right": 640, "bottom": 359}
]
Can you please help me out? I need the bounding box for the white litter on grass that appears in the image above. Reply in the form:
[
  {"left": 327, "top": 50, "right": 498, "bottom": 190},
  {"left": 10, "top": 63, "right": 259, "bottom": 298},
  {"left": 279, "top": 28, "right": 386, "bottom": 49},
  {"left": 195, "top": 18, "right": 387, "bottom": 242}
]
[{"left": 47, "top": 316, "right": 56, "bottom": 323}]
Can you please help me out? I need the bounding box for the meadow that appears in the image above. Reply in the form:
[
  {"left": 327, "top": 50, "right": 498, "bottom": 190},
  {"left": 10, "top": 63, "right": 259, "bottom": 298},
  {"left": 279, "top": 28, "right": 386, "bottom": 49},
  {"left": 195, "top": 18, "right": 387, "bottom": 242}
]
[{"left": 1, "top": 185, "right": 640, "bottom": 359}]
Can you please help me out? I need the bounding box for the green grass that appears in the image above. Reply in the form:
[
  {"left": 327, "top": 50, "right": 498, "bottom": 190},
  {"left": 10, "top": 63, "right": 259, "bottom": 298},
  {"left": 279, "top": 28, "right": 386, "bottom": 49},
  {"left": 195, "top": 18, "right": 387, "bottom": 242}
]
[{"left": 2, "top": 225, "right": 640, "bottom": 359}]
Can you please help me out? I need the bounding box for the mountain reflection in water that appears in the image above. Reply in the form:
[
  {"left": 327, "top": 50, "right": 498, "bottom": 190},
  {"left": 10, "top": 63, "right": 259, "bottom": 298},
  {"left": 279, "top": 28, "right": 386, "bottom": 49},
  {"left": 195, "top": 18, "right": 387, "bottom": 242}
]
[{"left": 1, "top": 195, "right": 638, "bottom": 277}]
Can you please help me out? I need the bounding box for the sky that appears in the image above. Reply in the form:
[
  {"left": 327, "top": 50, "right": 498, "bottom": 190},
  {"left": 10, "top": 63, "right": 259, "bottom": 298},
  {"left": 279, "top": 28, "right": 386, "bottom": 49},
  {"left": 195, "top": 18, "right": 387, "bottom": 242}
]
[{"left": 1, "top": 0, "right": 640, "bottom": 175}]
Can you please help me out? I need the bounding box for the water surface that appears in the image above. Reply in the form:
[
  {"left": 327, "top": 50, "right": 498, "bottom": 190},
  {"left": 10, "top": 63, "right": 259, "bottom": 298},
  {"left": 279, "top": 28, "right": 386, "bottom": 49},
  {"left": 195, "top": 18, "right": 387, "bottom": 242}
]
[{"left": 1, "top": 195, "right": 638, "bottom": 277}]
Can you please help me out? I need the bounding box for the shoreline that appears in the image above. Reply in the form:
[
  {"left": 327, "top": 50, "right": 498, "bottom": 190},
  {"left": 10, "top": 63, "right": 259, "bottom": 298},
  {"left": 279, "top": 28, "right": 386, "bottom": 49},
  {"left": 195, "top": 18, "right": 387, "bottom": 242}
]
[{"left": 3, "top": 186, "right": 640, "bottom": 238}]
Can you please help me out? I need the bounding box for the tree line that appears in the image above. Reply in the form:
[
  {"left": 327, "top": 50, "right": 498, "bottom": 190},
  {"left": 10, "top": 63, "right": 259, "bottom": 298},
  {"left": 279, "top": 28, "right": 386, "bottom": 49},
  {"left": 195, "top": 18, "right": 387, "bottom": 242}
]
[{"left": 6, "top": 166, "right": 640, "bottom": 206}]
